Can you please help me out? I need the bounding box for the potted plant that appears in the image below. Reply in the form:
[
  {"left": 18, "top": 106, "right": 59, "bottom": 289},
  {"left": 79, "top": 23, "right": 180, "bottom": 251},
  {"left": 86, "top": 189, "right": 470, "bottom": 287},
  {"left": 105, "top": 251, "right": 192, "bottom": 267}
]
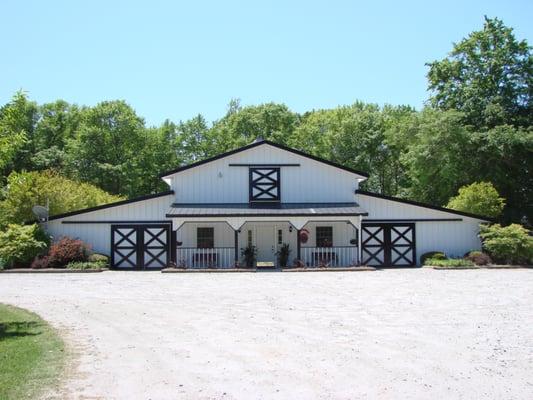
[
  {"left": 241, "top": 245, "right": 257, "bottom": 268},
  {"left": 275, "top": 243, "right": 291, "bottom": 268}
]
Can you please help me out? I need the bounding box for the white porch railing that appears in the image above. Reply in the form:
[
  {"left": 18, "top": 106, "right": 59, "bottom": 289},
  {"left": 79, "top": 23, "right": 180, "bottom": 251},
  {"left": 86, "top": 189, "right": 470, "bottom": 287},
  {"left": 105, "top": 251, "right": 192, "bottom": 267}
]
[
  {"left": 301, "top": 246, "right": 359, "bottom": 268},
  {"left": 176, "top": 247, "right": 236, "bottom": 269}
]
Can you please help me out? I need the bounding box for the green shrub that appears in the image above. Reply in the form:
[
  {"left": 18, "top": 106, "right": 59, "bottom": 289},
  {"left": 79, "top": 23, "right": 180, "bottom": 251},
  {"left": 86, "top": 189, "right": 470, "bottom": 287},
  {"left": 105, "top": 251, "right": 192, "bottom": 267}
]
[
  {"left": 479, "top": 224, "right": 533, "bottom": 264},
  {"left": 275, "top": 243, "right": 291, "bottom": 268},
  {"left": 447, "top": 182, "right": 505, "bottom": 218},
  {"left": 465, "top": 251, "right": 492, "bottom": 265},
  {"left": 426, "top": 258, "right": 475, "bottom": 267},
  {"left": 66, "top": 261, "right": 105, "bottom": 270},
  {"left": 0, "top": 224, "right": 50, "bottom": 268},
  {"left": 421, "top": 251, "right": 446, "bottom": 265},
  {"left": 241, "top": 245, "right": 257, "bottom": 268},
  {"left": 88, "top": 253, "right": 109, "bottom": 266}
]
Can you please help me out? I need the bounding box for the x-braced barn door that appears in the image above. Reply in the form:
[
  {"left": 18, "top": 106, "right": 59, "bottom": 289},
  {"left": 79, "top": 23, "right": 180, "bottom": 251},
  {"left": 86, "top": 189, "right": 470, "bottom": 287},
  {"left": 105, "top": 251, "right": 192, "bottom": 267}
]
[
  {"left": 361, "top": 223, "right": 416, "bottom": 267},
  {"left": 111, "top": 224, "right": 170, "bottom": 269}
]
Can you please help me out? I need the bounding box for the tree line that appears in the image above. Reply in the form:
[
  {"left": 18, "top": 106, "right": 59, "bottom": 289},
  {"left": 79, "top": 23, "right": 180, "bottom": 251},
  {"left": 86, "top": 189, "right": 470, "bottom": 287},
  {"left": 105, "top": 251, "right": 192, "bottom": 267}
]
[{"left": 0, "top": 17, "right": 531, "bottom": 225}]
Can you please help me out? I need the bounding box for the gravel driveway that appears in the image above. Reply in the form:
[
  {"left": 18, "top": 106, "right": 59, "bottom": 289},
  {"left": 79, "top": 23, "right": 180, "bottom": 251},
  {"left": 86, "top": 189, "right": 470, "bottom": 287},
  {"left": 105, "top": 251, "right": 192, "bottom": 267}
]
[{"left": 0, "top": 269, "right": 532, "bottom": 400}]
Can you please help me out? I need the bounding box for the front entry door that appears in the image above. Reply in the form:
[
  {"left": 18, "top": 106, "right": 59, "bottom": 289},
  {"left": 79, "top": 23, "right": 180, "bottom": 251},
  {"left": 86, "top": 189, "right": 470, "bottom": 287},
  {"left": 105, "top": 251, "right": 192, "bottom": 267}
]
[{"left": 256, "top": 226, "right": 276, "bottom": 263}]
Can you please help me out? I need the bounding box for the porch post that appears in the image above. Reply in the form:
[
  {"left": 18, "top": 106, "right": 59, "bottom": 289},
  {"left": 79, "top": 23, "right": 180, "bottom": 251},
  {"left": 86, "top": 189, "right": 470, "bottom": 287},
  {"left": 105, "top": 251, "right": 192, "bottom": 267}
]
[
  {"left": 297, "top": 229, "right": 301, "bottom": 260},
  {"left": 170, "top": 229, "right": 177, "bottom": 264},
  {"left": 358, "top": 215, "right": 363, "bottom": 265},
  {"left": 234, "top": 230, "right": 239, "bottom": 265}
]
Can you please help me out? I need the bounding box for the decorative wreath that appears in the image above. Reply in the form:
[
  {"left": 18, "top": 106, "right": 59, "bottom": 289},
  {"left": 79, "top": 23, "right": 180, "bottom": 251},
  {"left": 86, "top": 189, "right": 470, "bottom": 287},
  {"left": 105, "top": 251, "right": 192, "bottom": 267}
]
[{"left": 299, "top": 229, "right": 310, "bottom": 244}]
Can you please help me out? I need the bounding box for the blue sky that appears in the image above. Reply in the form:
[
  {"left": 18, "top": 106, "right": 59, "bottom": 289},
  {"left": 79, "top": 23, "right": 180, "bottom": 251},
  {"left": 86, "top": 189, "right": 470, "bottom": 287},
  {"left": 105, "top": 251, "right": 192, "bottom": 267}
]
[{"left": 1, "top": 0, "right": 532, "bottom": 126}]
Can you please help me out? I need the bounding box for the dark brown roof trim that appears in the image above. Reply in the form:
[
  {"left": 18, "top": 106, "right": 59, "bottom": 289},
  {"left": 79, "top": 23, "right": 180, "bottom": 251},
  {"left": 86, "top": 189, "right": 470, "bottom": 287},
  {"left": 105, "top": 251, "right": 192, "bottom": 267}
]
[
  {"left": 166, "top": 212, "right": 369, "bottom": 218},
  {"left": 356, "top": 190, "right": 494, "bottom": 222},
  {"left": 228, "top": 163, "right": 300, "bottom": 167},
  {"left": 364, "top": 218, "right": 463, "bottom": 222},
  {"left": 48, "top": 191, "right": 175, "bottom": 221},
  {"left": 159, "top": 139, "right": 369, "bottom": 178},
  {"left": 62, "top": 220, "right": 172, "bottom": 224}
]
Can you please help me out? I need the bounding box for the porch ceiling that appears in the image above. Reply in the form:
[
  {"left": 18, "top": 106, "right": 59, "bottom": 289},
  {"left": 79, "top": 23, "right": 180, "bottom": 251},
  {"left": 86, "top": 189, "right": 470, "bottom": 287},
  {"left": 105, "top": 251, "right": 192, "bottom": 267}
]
[{"left": 166, "top": 202, "right": 368, "bottom": 218}]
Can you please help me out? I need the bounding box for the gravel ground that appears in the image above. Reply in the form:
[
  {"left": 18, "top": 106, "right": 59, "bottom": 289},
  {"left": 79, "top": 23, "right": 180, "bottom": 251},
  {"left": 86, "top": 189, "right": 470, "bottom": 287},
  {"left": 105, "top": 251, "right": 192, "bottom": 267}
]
[{"left": 0, "top": 269, "right": 532, "bottom": 400}]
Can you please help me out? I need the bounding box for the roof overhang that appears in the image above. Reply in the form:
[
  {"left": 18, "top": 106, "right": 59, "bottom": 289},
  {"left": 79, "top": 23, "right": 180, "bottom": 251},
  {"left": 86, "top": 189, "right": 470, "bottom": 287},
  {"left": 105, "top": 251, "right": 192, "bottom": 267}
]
[{"left": 166, "top": 202, "right": 368, "bottom": 218}]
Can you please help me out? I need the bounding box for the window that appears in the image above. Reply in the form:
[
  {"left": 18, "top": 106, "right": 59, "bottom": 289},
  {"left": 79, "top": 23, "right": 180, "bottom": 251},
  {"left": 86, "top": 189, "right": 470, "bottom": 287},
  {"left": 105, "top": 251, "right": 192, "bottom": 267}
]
[
  {"left": 197, "top": 227, "right": 214, "bottom": 248},
  {"left": 249, "top": 167, "right": 280, "bottom": 202},
  {"left": 316, "top": 226, "right": 333, "bottom": 247},
  {"left": 277, "top": 229, "right": 283, "bottom": 245},
  {"left": 247, "top": 230, "right": 253, "bottom": 248}
]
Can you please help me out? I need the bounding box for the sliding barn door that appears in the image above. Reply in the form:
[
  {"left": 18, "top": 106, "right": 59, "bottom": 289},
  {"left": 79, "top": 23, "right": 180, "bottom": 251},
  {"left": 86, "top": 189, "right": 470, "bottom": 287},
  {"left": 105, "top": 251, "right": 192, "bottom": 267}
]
[
  {"left": 111, "top": 224, "right": 170, "bottom": 269},
  {"left": 362, "top": 223, "right": 416, "bottom": 267}
]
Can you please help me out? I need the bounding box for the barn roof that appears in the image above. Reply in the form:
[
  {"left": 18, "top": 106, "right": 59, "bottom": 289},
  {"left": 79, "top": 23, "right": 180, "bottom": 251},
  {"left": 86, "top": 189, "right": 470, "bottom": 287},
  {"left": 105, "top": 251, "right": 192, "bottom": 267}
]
[
  {"left": 166, "top": 202, "right": 368, "bottom": 217},
  {"left": 158, "top": 139, "right": 369, "bottom": 179}
]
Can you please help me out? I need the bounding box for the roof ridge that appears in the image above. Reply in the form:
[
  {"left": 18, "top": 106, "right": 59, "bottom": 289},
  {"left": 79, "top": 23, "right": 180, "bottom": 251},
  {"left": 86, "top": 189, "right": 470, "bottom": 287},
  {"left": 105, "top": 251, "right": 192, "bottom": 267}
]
[{"left": 159, "top": 140, "right": 369, "bottom": 178}]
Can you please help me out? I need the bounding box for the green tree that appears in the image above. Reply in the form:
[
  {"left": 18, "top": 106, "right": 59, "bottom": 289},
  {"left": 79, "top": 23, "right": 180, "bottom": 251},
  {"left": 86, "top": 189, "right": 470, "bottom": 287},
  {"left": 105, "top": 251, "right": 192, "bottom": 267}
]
[
  {"left": 175, "top": 115, "right": 211, "bottom": 163},
  {"left": 0, "top": 91, "right": 38, "bottom": 175},
  {"left": 291, "top": 102, "right": 414, "bottom": 195},
  {"left": 470, "top": 125, "right": 533, "bottom": 222},
  {"left": 427, "top": 17, "right": 533, "bottom": 129},
  {"left": 134, "top": 123, "right": 182, "bottom": 194},
  {"left": 0, "top": 170, "right": 123, "bottom": 227},
  {"left": 65, "top": 100, "right": 148, "bottom": 197},
  {"left": 207, "top": 101, "right": 299, "bottom": 154},
  {"left": 401, "top": 109, "right": 474, "bottom": 206},
  {"left": 31, "top": 100, "right": 82, "bottom": 170},
  {"left": 447, "top": 182, "right": 505, "bottom": 218}
]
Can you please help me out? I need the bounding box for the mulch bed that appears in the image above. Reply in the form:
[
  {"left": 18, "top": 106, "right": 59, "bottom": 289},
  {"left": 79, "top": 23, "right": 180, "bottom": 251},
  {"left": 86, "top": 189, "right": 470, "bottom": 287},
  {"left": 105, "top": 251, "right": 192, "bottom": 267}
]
[{"left": 0, "top": 268, "right": 107, "bottom": 273}]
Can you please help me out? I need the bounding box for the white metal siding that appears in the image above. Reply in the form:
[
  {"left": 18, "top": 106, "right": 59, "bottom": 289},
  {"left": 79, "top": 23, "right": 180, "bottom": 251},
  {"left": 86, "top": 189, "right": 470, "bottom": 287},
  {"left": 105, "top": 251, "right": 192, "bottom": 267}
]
[
  {"left": 176, "top": 222, "right": 234, "bottom": 248},
  {"left": 358, "top": 193, "right": 486, "bottom": 264},
  {"left": 301, "top": 221, "right": 358, "bottom": 247},
  {"left": 170, "top": 143, "right": 361, "bottom": 203},
  {"left": 45, "top": 194, "right": 174, "bottom": 256}
]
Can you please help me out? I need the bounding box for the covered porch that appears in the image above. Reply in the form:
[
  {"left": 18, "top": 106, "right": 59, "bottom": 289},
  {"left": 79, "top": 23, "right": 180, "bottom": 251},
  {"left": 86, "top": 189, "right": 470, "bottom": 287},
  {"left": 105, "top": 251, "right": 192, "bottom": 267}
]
[{"left": 167, "top": 203, "right": 366, "bottom": 269}]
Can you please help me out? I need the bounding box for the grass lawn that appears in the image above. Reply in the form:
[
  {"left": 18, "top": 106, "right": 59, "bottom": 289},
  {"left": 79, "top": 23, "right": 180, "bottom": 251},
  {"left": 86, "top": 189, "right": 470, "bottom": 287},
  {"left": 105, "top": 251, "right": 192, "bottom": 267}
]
[{"left": 0, "top": 304, "right": 65, "bottom": 400}]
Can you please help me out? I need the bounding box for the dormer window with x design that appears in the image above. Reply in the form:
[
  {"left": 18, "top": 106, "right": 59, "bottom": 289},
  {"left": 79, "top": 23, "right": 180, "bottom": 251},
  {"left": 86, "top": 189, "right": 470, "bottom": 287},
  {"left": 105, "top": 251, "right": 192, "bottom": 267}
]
[{"left": 249, "top": 167, "right": 280, "bottom": 203}]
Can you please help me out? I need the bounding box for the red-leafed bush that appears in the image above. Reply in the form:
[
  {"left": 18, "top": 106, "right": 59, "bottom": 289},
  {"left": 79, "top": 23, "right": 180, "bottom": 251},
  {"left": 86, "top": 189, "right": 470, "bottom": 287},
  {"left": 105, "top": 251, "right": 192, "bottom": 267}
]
[
  {"left": 31, "top": 255, "right": 50, "bottom": 269},
  {"left": 48, "top": 237, "right": 90, "bottom": 268},
  {"left": 465, "top": 251, "right": 492, "bottom": 266}
]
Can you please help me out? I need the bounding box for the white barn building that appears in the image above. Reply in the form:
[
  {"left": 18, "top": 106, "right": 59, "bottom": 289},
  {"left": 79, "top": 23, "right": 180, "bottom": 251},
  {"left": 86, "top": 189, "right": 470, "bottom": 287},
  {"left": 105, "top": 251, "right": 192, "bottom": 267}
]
[{"left": 45, "top": 139, "right": 490, "bottom": 269}]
